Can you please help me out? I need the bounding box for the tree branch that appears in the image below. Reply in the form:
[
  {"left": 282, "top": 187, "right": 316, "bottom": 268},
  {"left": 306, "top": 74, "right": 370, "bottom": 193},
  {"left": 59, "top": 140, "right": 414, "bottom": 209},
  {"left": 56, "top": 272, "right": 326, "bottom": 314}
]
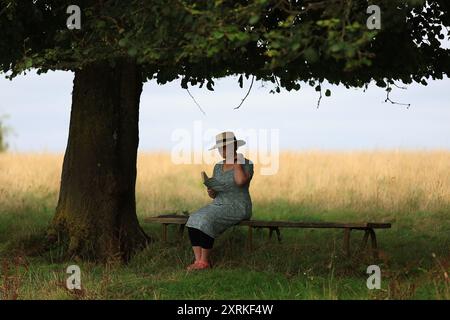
[
  {"left": 384, "top": 83, "right": 411, "bottom": 109},
  {"left": 186, "top": 88, "right": 206, "bottom": 115},
  {"left": 234, "top": 75, "right": 255, "bottom": 109}
]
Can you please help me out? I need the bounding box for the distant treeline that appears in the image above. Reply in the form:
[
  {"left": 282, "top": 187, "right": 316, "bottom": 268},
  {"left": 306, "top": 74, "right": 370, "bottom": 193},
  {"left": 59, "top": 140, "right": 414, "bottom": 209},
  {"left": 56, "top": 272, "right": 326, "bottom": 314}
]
[{"left": 0, "top": 115, "right": 9, "bottom": 152}]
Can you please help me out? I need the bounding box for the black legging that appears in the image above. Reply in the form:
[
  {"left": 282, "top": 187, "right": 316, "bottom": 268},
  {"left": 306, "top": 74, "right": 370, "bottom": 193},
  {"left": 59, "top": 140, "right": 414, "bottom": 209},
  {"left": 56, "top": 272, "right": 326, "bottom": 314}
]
[{"left": 187, "top": 227, "right": 215, "bottom": 249}]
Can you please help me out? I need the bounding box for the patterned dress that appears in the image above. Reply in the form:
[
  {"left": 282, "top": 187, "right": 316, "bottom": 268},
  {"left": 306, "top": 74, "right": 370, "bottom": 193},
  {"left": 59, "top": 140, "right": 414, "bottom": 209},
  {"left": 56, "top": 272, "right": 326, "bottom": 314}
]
[{"left": 185, "top": 158, "right": 254, "bottom": 238}]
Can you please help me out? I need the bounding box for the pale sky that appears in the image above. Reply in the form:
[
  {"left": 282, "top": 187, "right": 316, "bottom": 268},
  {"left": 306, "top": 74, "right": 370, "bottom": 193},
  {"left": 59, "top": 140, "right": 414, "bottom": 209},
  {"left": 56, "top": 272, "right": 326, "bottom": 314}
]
[{"left": 0, "top": 70, "right": 449, "bottom": 152}]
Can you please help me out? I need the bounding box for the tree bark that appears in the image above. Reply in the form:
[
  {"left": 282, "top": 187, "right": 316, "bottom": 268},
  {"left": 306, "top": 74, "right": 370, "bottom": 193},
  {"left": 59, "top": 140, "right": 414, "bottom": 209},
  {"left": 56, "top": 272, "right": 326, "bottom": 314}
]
[{"left": 49, "top": 58, "right": 150, "bottom": 262}]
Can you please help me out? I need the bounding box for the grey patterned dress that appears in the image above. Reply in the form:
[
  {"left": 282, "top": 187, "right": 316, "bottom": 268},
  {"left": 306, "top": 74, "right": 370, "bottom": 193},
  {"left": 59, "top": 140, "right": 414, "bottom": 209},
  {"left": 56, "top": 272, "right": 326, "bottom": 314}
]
[{"left": 186, "top": 158, "right": 254, "bottom": 238}]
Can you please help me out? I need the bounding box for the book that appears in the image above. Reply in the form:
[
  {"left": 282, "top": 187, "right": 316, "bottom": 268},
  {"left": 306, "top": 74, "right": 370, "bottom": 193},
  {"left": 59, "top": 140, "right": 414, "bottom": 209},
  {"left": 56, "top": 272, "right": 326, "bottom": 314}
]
[
  {"left": 201, "top": 171, "right": 226, "bottom": 191},
  {"left": 201, "top": 171, "right": 208, "bottom": 183}
]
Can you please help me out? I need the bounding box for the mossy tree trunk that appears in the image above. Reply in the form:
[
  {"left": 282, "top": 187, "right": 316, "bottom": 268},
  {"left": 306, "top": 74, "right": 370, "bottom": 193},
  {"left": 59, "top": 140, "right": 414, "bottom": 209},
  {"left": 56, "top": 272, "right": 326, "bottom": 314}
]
[{"left": 50, "top": 58, "right": 149, "bottom": 262}]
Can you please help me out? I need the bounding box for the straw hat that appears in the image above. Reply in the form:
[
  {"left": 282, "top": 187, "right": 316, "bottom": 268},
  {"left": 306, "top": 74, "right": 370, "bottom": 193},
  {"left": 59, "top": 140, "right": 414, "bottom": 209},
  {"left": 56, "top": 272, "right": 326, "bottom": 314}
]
[{"left": 208, "top": 131, "right": 246, "bottom": 151}]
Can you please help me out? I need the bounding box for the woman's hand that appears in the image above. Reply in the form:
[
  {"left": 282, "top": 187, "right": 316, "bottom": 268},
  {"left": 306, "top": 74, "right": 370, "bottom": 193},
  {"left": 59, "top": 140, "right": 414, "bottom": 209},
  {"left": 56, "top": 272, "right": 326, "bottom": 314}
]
[{"left": 207, "top": 188, "right": 216, "bottom": 199}]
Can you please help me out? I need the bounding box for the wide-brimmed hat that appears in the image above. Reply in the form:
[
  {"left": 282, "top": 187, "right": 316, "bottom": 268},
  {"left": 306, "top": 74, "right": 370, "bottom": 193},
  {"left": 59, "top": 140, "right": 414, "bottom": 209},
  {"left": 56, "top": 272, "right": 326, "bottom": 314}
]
[{"left": 208, "top": 131, "right": 246, "bottom": 151}]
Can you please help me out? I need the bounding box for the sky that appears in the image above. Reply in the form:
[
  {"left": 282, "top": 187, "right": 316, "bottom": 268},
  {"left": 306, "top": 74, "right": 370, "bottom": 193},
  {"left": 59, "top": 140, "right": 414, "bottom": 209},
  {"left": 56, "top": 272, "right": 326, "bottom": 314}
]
[{"left": 0, "top": 70, "right": 449, "bottom": 153}]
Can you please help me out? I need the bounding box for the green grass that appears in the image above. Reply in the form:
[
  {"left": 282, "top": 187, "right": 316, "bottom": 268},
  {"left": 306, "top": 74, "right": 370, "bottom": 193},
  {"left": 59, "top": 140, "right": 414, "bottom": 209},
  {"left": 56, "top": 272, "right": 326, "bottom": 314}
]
[{"left": 0, "top": 199, "right": 448, "bottom": 300}]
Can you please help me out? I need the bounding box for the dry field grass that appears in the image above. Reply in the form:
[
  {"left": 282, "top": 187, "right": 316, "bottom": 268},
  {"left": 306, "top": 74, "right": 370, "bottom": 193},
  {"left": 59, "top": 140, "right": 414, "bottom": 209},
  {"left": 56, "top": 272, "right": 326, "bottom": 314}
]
[{"left": 1, "top": 150, "right": 449, "bottom": 216}]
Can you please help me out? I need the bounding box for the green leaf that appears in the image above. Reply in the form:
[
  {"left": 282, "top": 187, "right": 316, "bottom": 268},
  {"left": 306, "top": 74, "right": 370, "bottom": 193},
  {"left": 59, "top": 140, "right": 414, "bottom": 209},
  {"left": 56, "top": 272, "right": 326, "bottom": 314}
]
[
  {"left": 237, "top": 32, "right": 249, "bottom": 41},
  {"left": 24, "top": 58, "right": 33, "bottom": 69},
  {"left": 212, "top": 31, "right": 224, "bottom": 39},
  {"left": 266, "top": 49, "right": 278, "bottom": 57},
  {"left": 303, "top": 48, "right": 318, "bottom": 63},
  {"left": 330, "top": 43, "right": 344, "bottom": 53},
  {"left": 292, "top": 43, "right": 301, "bottom": 51},
  {"left": 118, "top": 39, "right": 127, "bottom": 47},
  {"left": 128, "top": 47, "right": 137, "bottom": 56},
  {"left": 207, "top": 46, "right": 219, "bottom": 57},
  {"left": 249, "top": 15, "right": 260, "bottom": 25},
  {"left": 97, "top": 20, "right": 106, "bottom": 28},
  {"left": 271, "top": 41, "right": 281, "bottom": 49}
]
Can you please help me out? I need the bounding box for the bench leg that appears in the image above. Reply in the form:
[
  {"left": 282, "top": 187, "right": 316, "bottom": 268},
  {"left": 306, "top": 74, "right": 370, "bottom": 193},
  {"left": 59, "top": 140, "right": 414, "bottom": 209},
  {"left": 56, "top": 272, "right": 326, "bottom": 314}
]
[
  {"left": 343, "top": 228, "right": 351, "bottom": 257},
  {"left": 178, "top": 224, "right": 185, "bottom": 237},
  {"left": 368, "top": 228, "right": 378, "bottom": 259},
  {"left": 275, "top": 227, "right": 282, "bottom": 242},
  {"left": 268, "top": 227, "right": 282, "bottom": 243}
]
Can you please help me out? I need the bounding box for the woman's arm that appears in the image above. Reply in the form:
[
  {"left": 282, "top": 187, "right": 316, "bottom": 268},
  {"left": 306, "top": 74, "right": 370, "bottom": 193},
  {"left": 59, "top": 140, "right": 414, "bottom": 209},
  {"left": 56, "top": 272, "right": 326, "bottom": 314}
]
[
  {"left": 233, "top": 154, "right": 251, "bottom": 186},
  {"left": 207, "top": 164, "right": 218, "bottom": 198}
]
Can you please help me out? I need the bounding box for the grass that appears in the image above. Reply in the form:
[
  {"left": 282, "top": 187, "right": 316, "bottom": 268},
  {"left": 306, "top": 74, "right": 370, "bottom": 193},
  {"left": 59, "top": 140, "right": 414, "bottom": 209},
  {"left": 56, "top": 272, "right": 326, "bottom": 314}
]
[{"left": 0, "top": 150, "right": 449, "bottom": 299}]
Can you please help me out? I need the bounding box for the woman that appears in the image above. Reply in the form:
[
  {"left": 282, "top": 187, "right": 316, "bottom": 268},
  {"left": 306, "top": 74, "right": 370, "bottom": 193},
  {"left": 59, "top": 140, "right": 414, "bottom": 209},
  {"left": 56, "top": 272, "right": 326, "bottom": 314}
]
[{"left": 185, "top": 131, "right": 254, "bottom": 270}]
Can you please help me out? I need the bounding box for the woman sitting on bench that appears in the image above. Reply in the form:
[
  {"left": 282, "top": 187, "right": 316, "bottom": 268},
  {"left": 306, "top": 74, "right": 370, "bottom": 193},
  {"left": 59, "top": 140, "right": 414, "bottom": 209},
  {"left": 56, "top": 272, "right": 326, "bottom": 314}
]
[{"left": 185, "top": 131, "right": 254, "bottom": 270}]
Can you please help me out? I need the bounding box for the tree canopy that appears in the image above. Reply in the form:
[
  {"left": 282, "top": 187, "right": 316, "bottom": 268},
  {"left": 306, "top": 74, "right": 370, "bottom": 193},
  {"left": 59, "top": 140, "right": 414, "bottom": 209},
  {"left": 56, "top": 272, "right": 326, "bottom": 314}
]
[{"left": 1, "top": 0, "right": 449, "bottom": 92}]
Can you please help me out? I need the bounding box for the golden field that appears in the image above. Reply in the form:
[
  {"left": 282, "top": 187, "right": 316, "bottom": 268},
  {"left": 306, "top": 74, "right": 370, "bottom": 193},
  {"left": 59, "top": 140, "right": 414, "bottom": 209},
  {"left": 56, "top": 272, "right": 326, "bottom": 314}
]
[{"left": 1, "top": 150, "right": 449, "bottom": 217}]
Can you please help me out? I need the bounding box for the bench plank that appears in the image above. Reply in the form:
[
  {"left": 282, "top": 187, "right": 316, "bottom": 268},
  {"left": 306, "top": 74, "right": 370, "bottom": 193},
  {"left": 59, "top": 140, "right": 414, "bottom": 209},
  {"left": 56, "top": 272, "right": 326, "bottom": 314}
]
[{"left": 144, "top": 216, "right": 391, "bottom": 229}]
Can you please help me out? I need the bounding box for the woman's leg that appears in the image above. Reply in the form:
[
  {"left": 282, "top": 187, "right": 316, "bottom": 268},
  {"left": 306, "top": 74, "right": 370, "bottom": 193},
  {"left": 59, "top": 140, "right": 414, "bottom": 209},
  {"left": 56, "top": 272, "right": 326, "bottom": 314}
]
[
  {"left": 188, "top": 227, "right": 215, "bottom": 266},
  {"left": 198, "top": 230, "right": 215, "bottom": 265},
  {"left": 200, "top": 248, "right": 211, "bottom": 264},
  {"left": 192, "top": 246, "right": 202, "bottom": 261},
  {"left": 187, "top": 227, "right": 202, "bottom": 262}
]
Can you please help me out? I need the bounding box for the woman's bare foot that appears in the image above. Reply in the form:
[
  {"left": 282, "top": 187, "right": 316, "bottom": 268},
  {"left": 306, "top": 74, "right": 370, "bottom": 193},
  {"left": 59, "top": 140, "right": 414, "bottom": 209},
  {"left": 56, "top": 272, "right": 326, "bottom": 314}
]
[
  {"left": 186, "top": 261, "right": 200, "bottom": 271},
  {"left": 187, "top": 260, "right": 210, "bottom": 271},
  {"left": 192, "top": 260, "right": 210, "bottom": 270}
]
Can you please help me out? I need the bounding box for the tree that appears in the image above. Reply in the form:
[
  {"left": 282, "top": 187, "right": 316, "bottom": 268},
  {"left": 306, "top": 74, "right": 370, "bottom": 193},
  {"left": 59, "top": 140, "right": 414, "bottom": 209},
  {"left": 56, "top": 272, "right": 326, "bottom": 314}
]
[
  {"left": 0, "top": 114, "right": 10, "bottom": 152},
  {"left": 1, "top": 0, "right": 449, "bottom": 261}
]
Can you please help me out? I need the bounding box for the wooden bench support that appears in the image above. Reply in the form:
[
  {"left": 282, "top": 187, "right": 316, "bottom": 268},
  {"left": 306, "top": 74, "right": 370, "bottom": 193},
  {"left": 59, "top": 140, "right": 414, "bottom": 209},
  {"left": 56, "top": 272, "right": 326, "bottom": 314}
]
[
  {"left": 146, "top": 215, "right": 389, "bottom": 260},
  {"left": 342, "top": 228, "right": 379, "bottom": 259},
  {"left": 268, "top": 227, "right": 282, "bottom": 243},
  {"left": 162, "top": 223, "right": 168, "bottom": 242},
  {"left": 246, "top": 226, "right": 282, "bottom": 250},
  {"left": 178, "top": 224, "right": 185, "bottom": 238},
  {"left": 343, "top": 228, "right": 351, "bottom": 257},
  {"left": 368, "top": 228, "right": 378, "bottom": 259},
  {"left": 161, "top": 223, "right": 187, "bottom": 242}
]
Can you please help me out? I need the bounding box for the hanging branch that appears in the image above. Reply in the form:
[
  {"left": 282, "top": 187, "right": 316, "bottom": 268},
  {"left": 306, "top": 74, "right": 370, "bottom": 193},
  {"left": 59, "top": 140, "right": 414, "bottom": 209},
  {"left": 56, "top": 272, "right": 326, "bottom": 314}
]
[
  {"left": 268, "top": 76, "right": 281, "bottom": 94},
  {"left": 186, "top": 88, "right": 206, "bottom": 115},
  {"left": 363, "top": 83, "right": 369, "bottom": 92},
  {"left": 316, "top": 88, "right": 322, "bottom": 109},
  {"left": 384, "top": 82, "right": 411, "bottom": 109},
  {"left": 275, "top": 76, "right": 281, "bottom": 91},
  {"left": 234, "top": 75, "right": 255, "bottom": 110},
  {"left": 392, "top": 82, "right": 407, "bottom": 90},
  {"left": 316, "top": 81, "right": 323, "bottom": 109}
]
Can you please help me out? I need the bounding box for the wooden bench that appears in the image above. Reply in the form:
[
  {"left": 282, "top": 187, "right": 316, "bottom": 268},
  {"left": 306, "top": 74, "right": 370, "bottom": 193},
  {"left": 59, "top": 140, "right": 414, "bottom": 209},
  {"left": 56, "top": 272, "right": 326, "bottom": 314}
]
[{"left": 144, "top": 214, "right": 391, "bottom": 259}]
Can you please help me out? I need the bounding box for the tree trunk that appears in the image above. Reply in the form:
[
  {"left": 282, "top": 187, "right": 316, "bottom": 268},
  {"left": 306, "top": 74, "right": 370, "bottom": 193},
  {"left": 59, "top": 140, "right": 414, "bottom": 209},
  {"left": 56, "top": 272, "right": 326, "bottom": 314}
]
[{"left": 49, "top": 58, "right": 150, "bottom": 262}]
